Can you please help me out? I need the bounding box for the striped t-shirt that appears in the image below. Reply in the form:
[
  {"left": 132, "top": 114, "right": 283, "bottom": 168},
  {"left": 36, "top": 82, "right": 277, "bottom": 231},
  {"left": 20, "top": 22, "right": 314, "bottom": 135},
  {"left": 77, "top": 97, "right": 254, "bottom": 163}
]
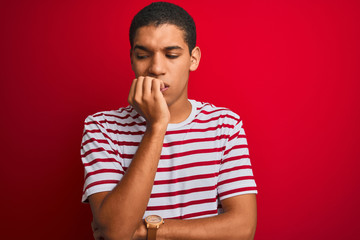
[{"left": 81, "top": 99, "right": 257, "bottom": 219}]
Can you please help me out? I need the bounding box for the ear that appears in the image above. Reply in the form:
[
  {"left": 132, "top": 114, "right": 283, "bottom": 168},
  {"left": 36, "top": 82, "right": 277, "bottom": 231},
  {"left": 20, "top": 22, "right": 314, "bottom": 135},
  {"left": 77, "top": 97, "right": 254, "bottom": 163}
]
[{"left": 189, "top": 46, "right": 201, "bottom": 71}]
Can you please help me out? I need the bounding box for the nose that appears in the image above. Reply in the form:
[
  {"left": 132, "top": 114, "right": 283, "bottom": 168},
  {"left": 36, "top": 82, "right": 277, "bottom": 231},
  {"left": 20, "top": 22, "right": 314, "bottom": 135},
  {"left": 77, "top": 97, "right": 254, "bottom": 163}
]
[{"left": 148, "top": 52, "right": 165, "bottom": 77}]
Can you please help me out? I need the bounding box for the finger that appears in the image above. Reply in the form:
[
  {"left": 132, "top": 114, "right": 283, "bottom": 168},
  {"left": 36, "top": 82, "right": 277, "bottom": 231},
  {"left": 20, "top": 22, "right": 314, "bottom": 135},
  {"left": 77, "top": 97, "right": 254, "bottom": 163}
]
[
  {"left": 128, "top": 78, "right": 137, "bottom": 105},
  {"left": 151, "top": 78, "right": 161, "bottom": 94},
  {"left": 91, "top": 221, "right": 103, "bottom": 240},
  {"left": 91, "top": 221, "right": 95, "bottom": 231},
  {"left": 159, "top": 80, "right": 165, "bottom": 91},
  {"left": 143, "top": 76, "right": 152, "bottom": 98},
  {"left": 153, "top": 79, "right": 166, "bottom": 94},
  {"left": 93, "top": 229, "right": 103, "bottom": 240},
  {"left": 134, "top": 76, "right": 144, "bottom": 103},
  {"left": 152, "top": 79, "right": 166, "bottom": 101}
]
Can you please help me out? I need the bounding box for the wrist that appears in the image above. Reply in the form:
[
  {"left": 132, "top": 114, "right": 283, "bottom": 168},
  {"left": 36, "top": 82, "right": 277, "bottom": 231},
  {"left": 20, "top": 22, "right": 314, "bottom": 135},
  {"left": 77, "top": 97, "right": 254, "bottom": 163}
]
[
  {"left": 145, "top": 215, "right": 165, "bottom": 240},
  {"left": 146, "top": 122, "right": 168, "bottom": 134}
]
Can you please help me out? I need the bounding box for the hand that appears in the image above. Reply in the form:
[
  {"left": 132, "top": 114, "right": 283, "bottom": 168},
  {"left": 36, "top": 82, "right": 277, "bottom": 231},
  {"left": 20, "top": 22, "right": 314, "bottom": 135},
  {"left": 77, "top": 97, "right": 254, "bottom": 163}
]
[
  {"left": 91, "top": 220, "right": 104, "bottom": 240},
  {"left": 128, "top": 76, "right": 170, "bottom": 129},
  {"left": 132, "top": 220, "right": 147, "bottom": 240}
]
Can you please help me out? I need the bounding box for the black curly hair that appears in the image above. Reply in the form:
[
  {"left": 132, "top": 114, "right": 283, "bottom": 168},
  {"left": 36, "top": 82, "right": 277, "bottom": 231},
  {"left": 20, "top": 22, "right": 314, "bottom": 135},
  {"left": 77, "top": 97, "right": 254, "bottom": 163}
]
[{"left": 129, "top": 2, "right": 196, "bottom": 54}]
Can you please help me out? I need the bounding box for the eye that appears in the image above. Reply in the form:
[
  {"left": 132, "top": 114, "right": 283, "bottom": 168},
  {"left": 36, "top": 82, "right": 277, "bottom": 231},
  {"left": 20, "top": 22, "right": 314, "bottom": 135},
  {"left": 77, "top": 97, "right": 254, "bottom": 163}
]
[
  {"left": 166, "top": 55, "right": 179, "bottom": 59},
  {"left": 136, "top": 55, "right": 149, "bottom": 60}
]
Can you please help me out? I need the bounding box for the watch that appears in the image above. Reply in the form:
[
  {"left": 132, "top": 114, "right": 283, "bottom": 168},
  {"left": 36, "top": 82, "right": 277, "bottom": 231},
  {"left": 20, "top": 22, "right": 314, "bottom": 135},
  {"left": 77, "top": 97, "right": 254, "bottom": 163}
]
[{"left": 145, "top": 215, "right": 164, "bottom": 240}]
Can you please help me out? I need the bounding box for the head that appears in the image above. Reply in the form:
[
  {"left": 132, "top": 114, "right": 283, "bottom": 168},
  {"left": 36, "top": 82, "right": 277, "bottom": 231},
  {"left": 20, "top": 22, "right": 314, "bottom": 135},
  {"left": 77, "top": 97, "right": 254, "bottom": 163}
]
[
  {"left": 129, "top": 2, "right": 196, "bottom": 54},
  {"left": 129, "top": 2, "right": 201, "bottom": 108}
]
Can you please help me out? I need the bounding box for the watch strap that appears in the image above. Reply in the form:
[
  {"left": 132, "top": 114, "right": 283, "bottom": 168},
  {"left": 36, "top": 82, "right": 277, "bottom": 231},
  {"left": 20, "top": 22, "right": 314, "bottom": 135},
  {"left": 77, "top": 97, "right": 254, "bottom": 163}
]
[{"left": 147, "top": 227, "right": 157, "bottom": 240}]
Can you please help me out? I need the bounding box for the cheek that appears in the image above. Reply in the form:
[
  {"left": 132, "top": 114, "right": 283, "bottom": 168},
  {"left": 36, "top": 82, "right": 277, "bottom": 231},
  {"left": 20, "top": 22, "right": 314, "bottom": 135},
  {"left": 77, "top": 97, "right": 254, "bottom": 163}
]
[
  {"left": 174, "top": 60, "right": 191, "bottom": 74},
  {"left": 173, "top": 70, "right": 190, "bottom": 89},
  {"left": 178, "top": 62, "right": 191, "bottom": 80},
  {"left": 132, "top": 62, "right": 146, "bottom": 76}
]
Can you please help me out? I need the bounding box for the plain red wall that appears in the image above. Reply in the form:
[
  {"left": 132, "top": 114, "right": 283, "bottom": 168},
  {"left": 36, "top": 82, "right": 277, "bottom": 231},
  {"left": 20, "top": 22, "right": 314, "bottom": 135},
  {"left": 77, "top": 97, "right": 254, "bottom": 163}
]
[{"left": 1, "top": 0, "right": 359, "bottom": 239}]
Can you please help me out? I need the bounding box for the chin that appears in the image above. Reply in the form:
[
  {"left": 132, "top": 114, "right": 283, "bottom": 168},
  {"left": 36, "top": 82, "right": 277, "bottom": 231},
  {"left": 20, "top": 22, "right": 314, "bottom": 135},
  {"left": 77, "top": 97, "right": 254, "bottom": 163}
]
[
  {"left": 164, "top": 96, "right": 174, "bottom": 107},
  {"left": 164, "top": 98, "right": 172, "bottom": 107}
]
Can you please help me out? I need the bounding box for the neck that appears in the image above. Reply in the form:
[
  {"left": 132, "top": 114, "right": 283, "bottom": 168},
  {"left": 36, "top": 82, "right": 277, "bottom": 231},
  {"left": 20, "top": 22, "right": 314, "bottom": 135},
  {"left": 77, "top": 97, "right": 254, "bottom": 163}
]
[{"left": 168, "top": 98, "right": 192, "bottom": 124}]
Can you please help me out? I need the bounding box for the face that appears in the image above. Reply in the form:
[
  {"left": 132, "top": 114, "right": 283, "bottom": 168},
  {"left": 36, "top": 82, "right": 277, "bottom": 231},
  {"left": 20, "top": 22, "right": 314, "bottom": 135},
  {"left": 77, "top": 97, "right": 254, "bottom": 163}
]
[{"left": 130, "top": 24, "right": 200, "bottom": 108}]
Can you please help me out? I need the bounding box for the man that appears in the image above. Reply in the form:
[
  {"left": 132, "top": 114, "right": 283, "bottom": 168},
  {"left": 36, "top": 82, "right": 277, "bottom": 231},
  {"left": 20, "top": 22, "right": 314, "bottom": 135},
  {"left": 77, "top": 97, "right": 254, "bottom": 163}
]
[{"left": 81, "top": 2, "right": 257, "bottom": 240}]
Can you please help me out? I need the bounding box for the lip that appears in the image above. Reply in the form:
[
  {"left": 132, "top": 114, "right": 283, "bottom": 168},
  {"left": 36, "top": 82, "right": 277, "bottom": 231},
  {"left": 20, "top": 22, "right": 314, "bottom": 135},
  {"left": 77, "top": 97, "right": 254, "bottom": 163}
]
[
  {"left": 160, "top": 83, "right": 170, "bottom": 92},
  {"left": 160, "top": 86, "right": 169, "bottom": 92}
]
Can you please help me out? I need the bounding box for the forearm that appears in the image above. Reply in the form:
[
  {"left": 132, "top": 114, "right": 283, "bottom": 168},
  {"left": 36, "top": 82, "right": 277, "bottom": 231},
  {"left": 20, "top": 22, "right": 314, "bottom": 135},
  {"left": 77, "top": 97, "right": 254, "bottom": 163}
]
[
  {"left": 133, "top": 194, "right": 257, "bottom": 240},
  {"left": 158, "top": 212, "right": 256, "bottom": 240},
  {"left": 93, "top": 126, "right": 167, "bottom": 239}
]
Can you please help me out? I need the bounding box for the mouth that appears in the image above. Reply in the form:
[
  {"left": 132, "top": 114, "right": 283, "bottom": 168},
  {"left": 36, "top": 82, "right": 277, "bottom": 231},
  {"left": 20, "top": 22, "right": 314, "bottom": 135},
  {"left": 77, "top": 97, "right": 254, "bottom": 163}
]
[{"left": 160, "top": 83, "right": 170, "bottom": 92}]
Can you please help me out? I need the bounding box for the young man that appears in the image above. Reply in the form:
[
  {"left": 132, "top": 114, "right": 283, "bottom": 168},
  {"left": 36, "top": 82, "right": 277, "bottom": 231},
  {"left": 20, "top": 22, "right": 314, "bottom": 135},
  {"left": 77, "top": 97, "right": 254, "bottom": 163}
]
[{"left": 81, "top": 2, "right": 257, "bottom": 240}]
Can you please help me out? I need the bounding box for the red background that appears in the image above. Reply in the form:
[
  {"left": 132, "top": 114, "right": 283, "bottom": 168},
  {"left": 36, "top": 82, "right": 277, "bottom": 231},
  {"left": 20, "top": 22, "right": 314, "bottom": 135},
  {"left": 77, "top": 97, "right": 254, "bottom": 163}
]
[{"left": 1, "top": 0, "right": 359, "bottom": 239}]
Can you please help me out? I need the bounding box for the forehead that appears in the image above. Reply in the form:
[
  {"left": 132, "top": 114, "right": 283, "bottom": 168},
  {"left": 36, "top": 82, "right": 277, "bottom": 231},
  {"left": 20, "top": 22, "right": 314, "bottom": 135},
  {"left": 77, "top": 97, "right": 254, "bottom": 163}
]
[{"left": 133, "top": 24, "right": 188, "bottom": 51}]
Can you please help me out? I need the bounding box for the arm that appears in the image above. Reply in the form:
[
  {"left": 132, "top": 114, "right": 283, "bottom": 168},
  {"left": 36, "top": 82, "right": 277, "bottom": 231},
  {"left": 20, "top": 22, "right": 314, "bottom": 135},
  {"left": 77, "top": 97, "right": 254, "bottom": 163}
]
[
  {"left": 132, "top": 114, "right": 257, "bottom": 240},
  {"left": 134, "top": 194, "right": 257, "bottom": 240},
  {"left": 89, "top": 77, "right": 170, "bottom": 240}
]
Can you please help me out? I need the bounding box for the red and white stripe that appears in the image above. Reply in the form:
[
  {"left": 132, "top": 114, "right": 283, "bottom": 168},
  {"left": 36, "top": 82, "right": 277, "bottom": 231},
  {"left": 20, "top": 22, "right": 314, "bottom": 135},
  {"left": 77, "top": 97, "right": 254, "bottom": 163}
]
[{"left": 81, "top": 100, "right": 257, "bottom": 219}]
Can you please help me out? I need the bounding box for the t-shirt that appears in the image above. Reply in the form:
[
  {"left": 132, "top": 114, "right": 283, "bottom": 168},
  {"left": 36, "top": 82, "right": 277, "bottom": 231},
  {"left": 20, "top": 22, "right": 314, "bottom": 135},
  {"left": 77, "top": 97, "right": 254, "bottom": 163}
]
[{"left": 81, "top": 99, "right": 257, "bottom": 219}]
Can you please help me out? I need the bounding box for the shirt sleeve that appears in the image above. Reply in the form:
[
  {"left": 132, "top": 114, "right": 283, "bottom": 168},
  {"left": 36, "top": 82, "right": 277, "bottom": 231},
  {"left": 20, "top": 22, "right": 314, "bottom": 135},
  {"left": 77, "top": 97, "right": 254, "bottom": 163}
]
[
  {"left": 81, "top": 114, "right": 124, "bottom": 203},
  {"left": 217, "top": 119, "right": 257, "bottom": 201}
]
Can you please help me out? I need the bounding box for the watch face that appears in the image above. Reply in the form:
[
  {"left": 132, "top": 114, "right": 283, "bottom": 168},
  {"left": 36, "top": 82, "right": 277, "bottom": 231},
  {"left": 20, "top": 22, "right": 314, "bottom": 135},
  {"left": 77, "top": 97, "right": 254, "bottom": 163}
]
[{"left": 145, "top": 215, "right": 162, "bottom": 224}]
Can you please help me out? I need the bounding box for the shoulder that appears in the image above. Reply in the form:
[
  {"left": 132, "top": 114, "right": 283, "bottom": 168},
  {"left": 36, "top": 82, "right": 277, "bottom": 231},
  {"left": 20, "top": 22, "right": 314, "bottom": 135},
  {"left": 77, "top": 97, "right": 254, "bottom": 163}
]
[
  {"left": 83, "top": 105, "right": 142, "bottom": 130},
  {"left": 84, "top": 105, "right": 136, "bottom": 123},
  {"left": 192, "top": 100, "right": 241, "bottom": 127}
]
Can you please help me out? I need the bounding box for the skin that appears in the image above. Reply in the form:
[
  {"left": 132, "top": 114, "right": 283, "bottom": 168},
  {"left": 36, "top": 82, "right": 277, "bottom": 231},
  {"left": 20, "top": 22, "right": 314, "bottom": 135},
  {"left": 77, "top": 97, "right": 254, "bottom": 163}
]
[
  {"left": 130, "top": 24, "right": 201, "bottom": 123},
  {"left": 88, "top": 24, "right": 257, "bottom": 240}
]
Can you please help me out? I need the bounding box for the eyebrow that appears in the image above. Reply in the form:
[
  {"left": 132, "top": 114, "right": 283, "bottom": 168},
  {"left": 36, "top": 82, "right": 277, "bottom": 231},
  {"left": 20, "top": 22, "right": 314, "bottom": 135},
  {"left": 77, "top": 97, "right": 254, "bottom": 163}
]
[
  {"left": 133, "top": 45, "right": 149, "bottom": 51},
  {"left": 165, "top": 46, "right": 183, "bottom": 51},
  {"left": 133, "top": 45, "right": 184, "bottom": 51}
]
